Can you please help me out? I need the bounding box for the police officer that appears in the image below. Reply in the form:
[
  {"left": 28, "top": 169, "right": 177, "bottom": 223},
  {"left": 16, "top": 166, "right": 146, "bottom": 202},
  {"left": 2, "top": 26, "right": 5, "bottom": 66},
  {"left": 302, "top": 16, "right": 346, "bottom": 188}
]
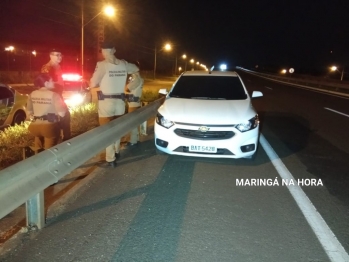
[
  {"left": 125, "top": 61, "right": 143, "bottom": 146},
  {"left": 41, "top": 48, "right": 71, "bottom": 141},
  {"left": 89, "top": 41, "right": 136, "bottom": 168},
  {"left": 27, "top": 73, "right": 67, "bottom": 151}
]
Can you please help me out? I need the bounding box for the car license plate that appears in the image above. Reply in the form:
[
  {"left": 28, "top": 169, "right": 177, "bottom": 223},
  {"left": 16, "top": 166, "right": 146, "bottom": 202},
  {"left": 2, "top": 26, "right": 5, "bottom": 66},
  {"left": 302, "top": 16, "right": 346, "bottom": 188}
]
[{"left": 189, "top": 145, "right": 217, "bottom": 153}]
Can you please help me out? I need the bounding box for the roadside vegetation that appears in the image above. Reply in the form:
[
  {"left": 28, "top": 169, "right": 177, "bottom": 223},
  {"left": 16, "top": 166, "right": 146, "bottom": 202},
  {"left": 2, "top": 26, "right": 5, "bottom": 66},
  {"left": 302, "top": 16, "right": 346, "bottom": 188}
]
[{"left": 0, "top": 86, "right": 167, "bottom": 171}]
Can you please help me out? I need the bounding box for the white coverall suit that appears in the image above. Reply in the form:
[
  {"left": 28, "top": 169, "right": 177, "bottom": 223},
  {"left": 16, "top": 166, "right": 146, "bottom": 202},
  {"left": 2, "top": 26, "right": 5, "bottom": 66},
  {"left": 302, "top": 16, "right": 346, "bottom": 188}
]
[
  {"left": 90, "top": 56, "right": 134, "bottom": 163},
  {"left": 125, "top": 68, "right": 144, "bottom": 144}
]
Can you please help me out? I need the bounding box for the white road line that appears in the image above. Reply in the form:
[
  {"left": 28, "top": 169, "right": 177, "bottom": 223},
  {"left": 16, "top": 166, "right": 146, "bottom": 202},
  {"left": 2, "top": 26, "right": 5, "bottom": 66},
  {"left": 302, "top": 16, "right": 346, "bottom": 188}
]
[
  {"left": 259, "top": 134, "right": 349, "bottom": 262},
  {"left": 324, "top": 107, "right": 349, "bottom": 118},
  {"left": 265, "top": 86, "right": 273, "bottom": 90}
]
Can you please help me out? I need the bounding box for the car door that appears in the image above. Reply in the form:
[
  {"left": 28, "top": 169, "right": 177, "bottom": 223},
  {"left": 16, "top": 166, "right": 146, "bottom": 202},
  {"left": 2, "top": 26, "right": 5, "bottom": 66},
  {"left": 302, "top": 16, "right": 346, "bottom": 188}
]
[{"left": 0, "top": 85, "right": 15, "bottom": 127}]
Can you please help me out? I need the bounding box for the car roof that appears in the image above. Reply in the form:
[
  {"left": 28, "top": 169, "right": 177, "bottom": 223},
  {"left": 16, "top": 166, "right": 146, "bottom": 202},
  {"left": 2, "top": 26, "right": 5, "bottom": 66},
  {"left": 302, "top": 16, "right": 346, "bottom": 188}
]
[{"left": 182, "top": 70, "right": 239, "bottom": 77}]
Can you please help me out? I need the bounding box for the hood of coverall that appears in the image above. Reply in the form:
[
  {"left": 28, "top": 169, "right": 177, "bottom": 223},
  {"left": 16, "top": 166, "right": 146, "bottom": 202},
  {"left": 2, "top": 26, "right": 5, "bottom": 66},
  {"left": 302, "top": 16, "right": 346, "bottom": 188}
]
[{"left": 101, "top": 48, "right": 118, "bottom": 64}]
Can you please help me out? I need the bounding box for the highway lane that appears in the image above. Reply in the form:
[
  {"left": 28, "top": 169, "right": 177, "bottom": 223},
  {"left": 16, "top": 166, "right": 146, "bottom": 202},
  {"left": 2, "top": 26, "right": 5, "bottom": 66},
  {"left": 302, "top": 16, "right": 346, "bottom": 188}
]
[
  {"left": 1, "top": 73, "right": 348, "bottom": 261},
  {"left": 239, "top": 70, "right": 349, "bottom": 257}
]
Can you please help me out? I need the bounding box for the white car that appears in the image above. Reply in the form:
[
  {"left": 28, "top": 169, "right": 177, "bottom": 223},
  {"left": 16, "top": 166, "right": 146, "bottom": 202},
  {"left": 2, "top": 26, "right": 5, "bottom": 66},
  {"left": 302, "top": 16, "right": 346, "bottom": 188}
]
[
  {"left": 0, "top": 83, "right": 28, "bottom": 130},
  {"left": 154, "top": 70, "right": 263, "bottom": 159}
]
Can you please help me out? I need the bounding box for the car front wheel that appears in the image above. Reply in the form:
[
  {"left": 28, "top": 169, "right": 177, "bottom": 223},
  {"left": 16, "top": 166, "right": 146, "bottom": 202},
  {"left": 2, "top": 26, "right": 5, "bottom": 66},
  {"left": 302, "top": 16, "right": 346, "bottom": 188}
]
[{"left": 12, "top": 111, "right": 26, "bottom": 125}]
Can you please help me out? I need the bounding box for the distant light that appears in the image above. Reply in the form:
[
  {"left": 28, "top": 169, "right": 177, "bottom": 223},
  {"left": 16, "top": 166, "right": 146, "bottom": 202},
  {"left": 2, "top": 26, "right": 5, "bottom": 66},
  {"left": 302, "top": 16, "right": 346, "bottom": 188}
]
[
  {"left": 164, "top": 43, "right": 172, "bottom": 51},
  {"left": 281, "top": 69, "right": 287, "bottom": 74},
  {"left": 62, "top": 73, "right": 82, "bottom": 81},
  {"left": 104, "top": 5, "right": 115, "bottom": 17},
  {"left": 289, "top": 68, "right": 294, "bottom": 73},
  {"left": 5, "top": 46, "right": 14, "bottom": 51},
  {"left": 220, "top": 64, "right": 227, "bottom": 71},
  {"left": 330, "top": 66, "right": 337, "bottom": 72},
  {"left": 32, "top": 50, "right": 37, "bottom": 56}
]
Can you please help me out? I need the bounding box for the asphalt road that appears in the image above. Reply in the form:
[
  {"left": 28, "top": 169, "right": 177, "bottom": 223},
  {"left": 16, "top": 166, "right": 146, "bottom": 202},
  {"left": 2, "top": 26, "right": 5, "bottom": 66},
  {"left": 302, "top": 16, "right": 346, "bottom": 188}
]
[{"left": 0, "top": 72, "right": 348, "bottom": 262}]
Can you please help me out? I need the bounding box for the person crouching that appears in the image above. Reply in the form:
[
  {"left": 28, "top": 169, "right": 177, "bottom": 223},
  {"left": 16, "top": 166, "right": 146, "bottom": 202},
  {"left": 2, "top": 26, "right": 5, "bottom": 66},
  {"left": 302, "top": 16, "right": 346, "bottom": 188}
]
[{"left": 27, "top": 73, "right": 67, "bottom": 152}]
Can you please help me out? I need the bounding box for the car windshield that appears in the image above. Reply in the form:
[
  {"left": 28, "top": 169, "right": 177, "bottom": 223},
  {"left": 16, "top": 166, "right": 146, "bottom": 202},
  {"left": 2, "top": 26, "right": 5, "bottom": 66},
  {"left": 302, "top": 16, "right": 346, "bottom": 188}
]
[{"left": 169, "top": 76, "right": 247, "bottom": 100}]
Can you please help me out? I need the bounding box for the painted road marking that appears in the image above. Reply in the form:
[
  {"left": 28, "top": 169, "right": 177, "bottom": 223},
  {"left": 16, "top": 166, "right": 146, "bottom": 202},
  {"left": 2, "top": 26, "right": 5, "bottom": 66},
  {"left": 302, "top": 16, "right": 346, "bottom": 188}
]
[
  {"left": 260, "top": 134, "right": 349, "bottom": 262},
  {"left": 265, "top": 86, "right": 273, "bottom": 90},
  {"left": 324, "top": 107, "right": 349, "bottom": 118}
]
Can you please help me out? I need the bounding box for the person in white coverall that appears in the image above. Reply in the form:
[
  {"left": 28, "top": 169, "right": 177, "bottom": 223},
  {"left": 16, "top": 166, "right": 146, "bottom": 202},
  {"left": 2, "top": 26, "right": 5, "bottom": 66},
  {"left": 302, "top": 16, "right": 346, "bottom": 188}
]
[
  {"left": 27, "top": 73, "right": 67, "bottom": 152},
  {"left": 89, "top": 41, "right": 136, "bottom": 168},
  {"left": 125, "top": 61, "right": 143, "bottom": 146}
]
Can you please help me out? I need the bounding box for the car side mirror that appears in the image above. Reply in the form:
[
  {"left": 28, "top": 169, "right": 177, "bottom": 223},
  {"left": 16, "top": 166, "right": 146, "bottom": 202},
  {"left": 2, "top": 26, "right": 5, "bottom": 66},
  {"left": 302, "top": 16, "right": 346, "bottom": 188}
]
[
  {"left": 158, "top": 89, "right": 168, "bottom": 95},
  {"left": 251, "top": 91, "right": 263, "bottom": 98}
]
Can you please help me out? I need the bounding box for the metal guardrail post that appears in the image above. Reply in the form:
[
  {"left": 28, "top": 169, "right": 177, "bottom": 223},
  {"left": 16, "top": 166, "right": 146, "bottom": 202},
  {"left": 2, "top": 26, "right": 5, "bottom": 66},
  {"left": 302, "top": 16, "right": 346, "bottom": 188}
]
[
  {"left": 0, "top": 98, "right": 164, "bottom": 227},
  {"left": 26, "top": 191, "right": 45, "bottom": 229},
  {"left": 140, "top": 101, "right": 149, "bottom": 135}
]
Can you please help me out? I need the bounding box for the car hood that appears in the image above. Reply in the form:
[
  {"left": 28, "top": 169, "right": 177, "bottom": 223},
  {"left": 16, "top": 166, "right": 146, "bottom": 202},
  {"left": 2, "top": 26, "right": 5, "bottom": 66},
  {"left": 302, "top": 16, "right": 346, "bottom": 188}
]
[{"left": 158, "top": 97, "right": 256, "bottom": 125}]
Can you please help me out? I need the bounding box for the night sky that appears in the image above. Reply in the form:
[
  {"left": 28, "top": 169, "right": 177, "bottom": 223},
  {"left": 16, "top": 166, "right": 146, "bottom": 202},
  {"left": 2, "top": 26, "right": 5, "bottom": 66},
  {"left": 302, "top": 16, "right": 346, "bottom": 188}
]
[{"left": 0, "top": 0, "right": 348, "bottom": 74}]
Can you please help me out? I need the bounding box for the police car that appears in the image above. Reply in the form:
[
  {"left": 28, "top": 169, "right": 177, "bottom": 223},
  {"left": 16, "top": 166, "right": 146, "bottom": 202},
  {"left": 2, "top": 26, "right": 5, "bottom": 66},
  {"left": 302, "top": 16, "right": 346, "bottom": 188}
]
[
  {"left": 0, "top": 83, "right": 28, "bottom": 129},
  {"left": 154, "top": 70, "right": 263, "bottom": 159},
  {"left": 62, "top": 73, "right": 92, "bottom": 108}
]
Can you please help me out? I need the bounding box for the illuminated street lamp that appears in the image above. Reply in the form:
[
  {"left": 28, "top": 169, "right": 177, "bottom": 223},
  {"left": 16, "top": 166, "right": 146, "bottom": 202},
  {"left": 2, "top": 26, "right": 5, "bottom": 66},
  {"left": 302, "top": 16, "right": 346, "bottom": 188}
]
[
  {"left": 29, "top": 50, "right": 37, "bottom": 73},
  {"left": 81, "top": 1, "right": 115, "bottom": 77},
  {"left": 330, "top": 65, "right": 344, "bottom": 81},
  {"left": 154, "top": 43, "right": 172, "bottom": 79},
  {"left": 5, "top": 46, "right": 15, "bottom": 71},
  {"left": 190, "top": 59, "right": 195, "bottom": 70},
  {"left": 182, "top": 54, "right": 188, "bottom": 71}
]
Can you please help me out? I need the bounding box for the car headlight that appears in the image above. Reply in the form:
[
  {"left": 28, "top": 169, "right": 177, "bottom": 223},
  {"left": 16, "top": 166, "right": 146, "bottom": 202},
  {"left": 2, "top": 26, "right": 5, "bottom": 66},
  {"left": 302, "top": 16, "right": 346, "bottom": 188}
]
[
  {"left": 235, "top": 115, "right": 259, "bottom": 132},
  {"left": 156, "top": 113, "right": 174, "bottom": 129},
  {"left": 65, "top": 94, "right": 84, "bottom": 107}
]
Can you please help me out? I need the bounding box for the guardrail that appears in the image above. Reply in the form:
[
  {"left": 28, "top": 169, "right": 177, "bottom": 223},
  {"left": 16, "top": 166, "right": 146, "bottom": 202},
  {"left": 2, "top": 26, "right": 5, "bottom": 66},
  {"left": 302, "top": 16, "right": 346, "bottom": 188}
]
[
  {"left": 238, "top": 68, "right": 349, "bottom": 95},
  {"left": 0, "top": 98, "right": 163, "bottom": 229}
]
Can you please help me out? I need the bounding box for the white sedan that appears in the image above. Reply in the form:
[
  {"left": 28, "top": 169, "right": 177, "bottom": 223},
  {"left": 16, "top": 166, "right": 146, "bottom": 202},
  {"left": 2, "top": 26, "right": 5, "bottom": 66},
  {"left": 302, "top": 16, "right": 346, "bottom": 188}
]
[{"left": 154, "top": 70, "right": 263, "bottom": 159}]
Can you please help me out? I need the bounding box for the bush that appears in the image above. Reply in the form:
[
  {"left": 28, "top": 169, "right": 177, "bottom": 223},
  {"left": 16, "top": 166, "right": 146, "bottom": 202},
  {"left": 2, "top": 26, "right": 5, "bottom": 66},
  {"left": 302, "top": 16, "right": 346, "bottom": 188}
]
[
  {"left": 70, "top": 103, "right": 99, "bottom": 136},
  {"left": 0, "top": 86, "right": 162, "bottom": 170},
  {"left": 0, "top": 122, "right": 33, "bottom": 169},
  {"left": 0, "top": 103, "right": 99, "bottom": 170}
]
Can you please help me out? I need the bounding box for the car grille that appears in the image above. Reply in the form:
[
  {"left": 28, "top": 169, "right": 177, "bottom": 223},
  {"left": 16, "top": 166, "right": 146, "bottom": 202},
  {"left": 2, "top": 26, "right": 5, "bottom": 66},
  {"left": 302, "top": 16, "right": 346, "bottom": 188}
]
[{"left": 174, "top": 128, "right": 235, "bottom": 140}]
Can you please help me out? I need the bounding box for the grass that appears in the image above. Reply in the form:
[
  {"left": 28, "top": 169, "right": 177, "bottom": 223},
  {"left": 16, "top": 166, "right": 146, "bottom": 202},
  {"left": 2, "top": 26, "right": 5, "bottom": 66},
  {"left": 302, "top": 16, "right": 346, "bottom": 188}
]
[
  {"left": 0, "top": 86, "right": 168, "bottom": 171},
  {"left": 0, "top": 102, "right": 98, "bottom": 170}
]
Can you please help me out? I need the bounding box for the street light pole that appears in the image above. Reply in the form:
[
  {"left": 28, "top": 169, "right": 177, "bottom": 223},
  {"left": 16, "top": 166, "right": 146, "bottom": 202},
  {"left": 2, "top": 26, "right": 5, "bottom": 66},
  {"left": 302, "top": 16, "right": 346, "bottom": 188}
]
[
  {"left": 330, "top": 65, "right": 345, "bottom": 81},
  {"left": 154, "top": 46, "right": 157, "bottom": 80},
  {"left": 175, "top": 54, "right": 178, "bottom": 76},
  {"left": 81, "top": 0, "right": 84, "bottom": 77},
  {"left": 153, "top": 43, "right": 172, "bottom": 79},
  {"left": 5, "top": 46, "right": 14, "bottom": 71},
  {"left": 81, "top": 2, "right": 115, "bottom": 78}
]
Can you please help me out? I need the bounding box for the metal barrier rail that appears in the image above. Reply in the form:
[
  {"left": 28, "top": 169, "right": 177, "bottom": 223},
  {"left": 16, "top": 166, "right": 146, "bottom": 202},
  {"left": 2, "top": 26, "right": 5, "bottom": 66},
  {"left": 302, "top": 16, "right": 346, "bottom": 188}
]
[
  {"left": 238, "top": 68, "right": 349, "bottom": 94},
  {"left": 0, "top": 98, "right": 163, "bottom": 229}
]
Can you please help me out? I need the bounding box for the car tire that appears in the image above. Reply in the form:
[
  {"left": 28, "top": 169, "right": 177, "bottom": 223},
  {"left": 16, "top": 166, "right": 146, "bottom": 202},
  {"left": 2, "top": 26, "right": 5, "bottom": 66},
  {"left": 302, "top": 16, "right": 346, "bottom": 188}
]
[
  {"left": 243, "top": 153, "right": 256, "bottom": 160},
  {"left": 12, "top": 111, "right": 26, "bottom": 125},
  {"left": 156, "top": 147, "right": 167, "bottom": 155}
]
